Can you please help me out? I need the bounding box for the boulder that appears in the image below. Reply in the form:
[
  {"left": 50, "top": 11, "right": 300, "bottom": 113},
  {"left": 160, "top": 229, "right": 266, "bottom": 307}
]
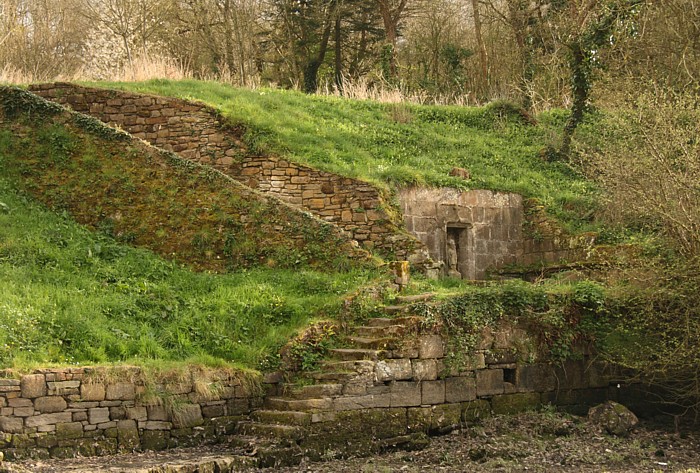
[{"left": 587, "top": 401, "right": 638, "bottom": 436}]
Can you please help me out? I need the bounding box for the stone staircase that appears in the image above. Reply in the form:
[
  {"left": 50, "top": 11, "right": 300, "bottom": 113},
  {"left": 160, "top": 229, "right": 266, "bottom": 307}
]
[{"left": 233, "top": 293, "right": 436, "bottom": 466}]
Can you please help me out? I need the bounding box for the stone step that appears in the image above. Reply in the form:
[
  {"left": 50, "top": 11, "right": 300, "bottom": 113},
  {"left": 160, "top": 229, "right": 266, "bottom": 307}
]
[
  {"left": 329, "top": 348, "right": 385, "bottom": 361},
  {"left": 354, "top": 325, "right": 406, "bottom": 338},
  {"left": 264, "top": 397, "right": 334, "bottom": 412},
  {"left": 366, "top": 315, "right": 423, "bottom": 327},
  {"left": 383, "top": 305, "right": 408, "bottom": 315},
  {"left": 238, "top": 421, "right": 305, "bottom": 441},
  {"left": 251, "top": 410, "right": 312, "bottom": 427},
  {"left": 309, "top": 371, "right": 357, "bottom": 382},
  {"left": 395, "top": 292, "right": 436, "bottom": 304},
  {"left": 346, "top": 336, "right": 398, "bottom": 350},
  {"left": 283, "top": 383, "right": 343, "bottom": 399},
  {"left": 320, "top": 359, "right": 376, "bottom": 372}
]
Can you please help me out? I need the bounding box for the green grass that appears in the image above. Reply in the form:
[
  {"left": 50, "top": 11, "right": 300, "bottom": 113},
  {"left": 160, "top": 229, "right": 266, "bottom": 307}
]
[
  {"left": 93, "top": 79, "right": 599, "bottom": 231},
  {"left": 0, "top": 176, "right": 379, "bottom": 370}
]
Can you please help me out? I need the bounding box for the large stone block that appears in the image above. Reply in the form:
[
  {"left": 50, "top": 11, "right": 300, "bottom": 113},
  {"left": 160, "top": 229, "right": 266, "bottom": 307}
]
[
  {"left": 21, "top": 374, "right": 46, "bottom": 399},
  {"left": 126, "top": 406, "right": 147, "bottom": 421},
  {"left": 172, "top": 404, "right": 203, "bottom": 429},
  {"left": 517, "top": 364, "right": 557, "bottom": 392},
  {"left": 106, "top": 383, "right": 135, "bottom": 401},
  {"left": 24, "top": 412, "right": 72, "bottom": 428},
  {"left": 34, "top": 396, "right": 67, "bottom": 414},
  {"left": 476, "top": 369, "right": 504, "bottom": 397},
  {"left": 147, "top": 405, "right": 169, "bottom": 421},
  {"left": 80, "top": 383, "right": 106, "bottom": 402},
  {"left": 491, "top": 392, "right": 541, "bottom": 415},
  {"left": 375, "top": 359, "right": 412, "bottom": 382},
  {"left": 55, "top": 422, "right": 84, "bottom": 440},
  {"left": 0, "top": 416, "right": 24, "bottom": 433},
  {"left": 390, "top": 382, "right": 422, "bottom": 407},
  {"left": 461, "top": 399, "right": 492, "bottom": 422},
  {"left": 419, "top": 335, "right": 444, "bottom": 359},
  {"left": 117, "top": 419, "right": 140, "bottom": 452},
  {"left": 88, "top": 407, "right": 110, "bottom": 425},
  {"left": 445, "top": 376, "right": 476, "bottom": 403},
  {"left": 421, "top": 380, "right": 445, "bottom": 405},
  {"left": 333, "top": 394, "right": 390, "bottom": 411},
  {"left": 412, "top": 359, "right": 438, "bottom": 381}
]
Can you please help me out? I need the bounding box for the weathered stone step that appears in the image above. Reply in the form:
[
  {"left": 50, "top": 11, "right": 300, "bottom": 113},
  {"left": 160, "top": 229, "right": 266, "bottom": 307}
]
[
  {"left": 309, "top": 371, "right": 357, "bottom": 382},
  {"left": 283, "top": 383, "right": 343, "bottom": 399},
  {"left": 383, "top": 305, "right": 408, "bottom": 315},
  {"left": 395, "top": 292, "right": 436, "bottom": 304},
  {"left": 238, "top": 421, "right": 304, "bottom": 441},
  {"left": 346, "top": 336, "right": 398, "bottom": 350},
  {"left": 251, "top": 410, "right": 312, "bottom": 426},
  {"left": 329, "top": 348, "right": 385, "bottom": 361},
  {"left": 264, "top": 397, "right": 334, "bottom": 412},
  {"left": 366, "top": 316, "right": 423, "bottom": 327},
  {"left": 319, "top": 359, "right": 375, "bottom": 373},
  {"left": 354, "top": 325, "right": 406, "bottom": 338}
]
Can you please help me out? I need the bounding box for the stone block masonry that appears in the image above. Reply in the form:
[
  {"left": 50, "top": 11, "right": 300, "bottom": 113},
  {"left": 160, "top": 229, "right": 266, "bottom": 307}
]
[
  {"left": 0, "top": 367, "right": 268, "bottom": 461},
  {"left": 28, "top": 83, "right": 425, "bottom": 262}
]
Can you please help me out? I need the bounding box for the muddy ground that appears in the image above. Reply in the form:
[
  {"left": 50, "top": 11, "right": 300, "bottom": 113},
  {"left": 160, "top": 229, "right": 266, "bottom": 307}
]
[{"left": 9, "top": 410, "right": 700, "bottom": 472}]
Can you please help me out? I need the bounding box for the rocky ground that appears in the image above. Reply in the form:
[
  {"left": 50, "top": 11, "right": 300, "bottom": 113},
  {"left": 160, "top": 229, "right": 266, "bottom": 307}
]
[{"left": 6, "top": 411, "right": 700, "bottom": 473}]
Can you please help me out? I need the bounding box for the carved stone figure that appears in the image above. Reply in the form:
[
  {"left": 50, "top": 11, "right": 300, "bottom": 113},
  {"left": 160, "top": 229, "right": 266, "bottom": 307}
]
[{"left": 446, "top": 236, "right": 461, "bottom": 278}]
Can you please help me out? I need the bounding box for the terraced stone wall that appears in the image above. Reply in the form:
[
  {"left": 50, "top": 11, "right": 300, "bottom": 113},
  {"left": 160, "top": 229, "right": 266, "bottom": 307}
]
[
  {"left": 28, "top": 83, "right": 425, "bottom": 261},
  {"left": 0, "top": 367, "right": 268, "bottom": 461}
]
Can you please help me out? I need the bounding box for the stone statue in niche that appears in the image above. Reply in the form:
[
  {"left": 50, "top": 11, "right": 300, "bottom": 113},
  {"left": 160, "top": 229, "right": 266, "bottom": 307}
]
[{"left": 446, "top": 235, "right": 462, "bottom": 279}]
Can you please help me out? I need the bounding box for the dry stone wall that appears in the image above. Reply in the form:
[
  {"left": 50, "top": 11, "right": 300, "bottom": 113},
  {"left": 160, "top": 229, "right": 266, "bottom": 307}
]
[
  {"left": 0, "top": 367, "right": 266, "bottom": 461},
  {"left": 28, "top": 83, "right": 423, "bottom": 261},
  {"left": 236, "top": 156, "right": 420, "bottom": 259}
]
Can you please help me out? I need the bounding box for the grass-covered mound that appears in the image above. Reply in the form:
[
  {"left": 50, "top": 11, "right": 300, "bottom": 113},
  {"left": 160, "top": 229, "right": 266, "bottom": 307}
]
[
  {"left": 0, "top": 175, "right": 379, "bottom": 369},
  {"left": 0, "top": 87, "right": 366, "bottom": 273},
  {"left": 96, "top": 80, "right": 598, "bottom": 230}
]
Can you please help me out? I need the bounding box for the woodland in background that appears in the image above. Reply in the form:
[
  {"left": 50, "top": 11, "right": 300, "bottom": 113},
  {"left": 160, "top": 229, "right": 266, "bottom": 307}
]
[{"left": 0, "top": 1, "right": 698, "bottom": 109}]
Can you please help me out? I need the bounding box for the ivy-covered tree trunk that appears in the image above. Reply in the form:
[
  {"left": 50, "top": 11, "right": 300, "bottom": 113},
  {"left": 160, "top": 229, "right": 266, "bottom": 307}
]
[{"left": 560, "top": 42, "right": 589, "bottom": 157}]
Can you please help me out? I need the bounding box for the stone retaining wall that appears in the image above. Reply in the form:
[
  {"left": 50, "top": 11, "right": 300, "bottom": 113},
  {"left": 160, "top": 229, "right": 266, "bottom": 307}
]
[
  {"left": 265, "top": 322, "right": 620, "bottom": 460},
  {"left": 28, "top": 83, "right": 424, "bottom": 261},
  {"left": 0, "top": 368, "right": 265, "bottom": 461}
]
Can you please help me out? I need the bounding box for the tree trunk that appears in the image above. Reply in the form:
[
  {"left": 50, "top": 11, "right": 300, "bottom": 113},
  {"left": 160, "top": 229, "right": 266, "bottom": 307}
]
[
  {"left": 376, "top": 0, "right": 408, "bottom": 79},
  {"left": 303, "top": 15, "right": 333, "bottom": 93},
  {"left": 561, "top": 42, "right": 589, "bottom": 157},
  {"left": 471, "top": 0, "right": 489, "bottom": 95},
  {"left": 334, "top": 14, "right": 343, "bottom": 92}
]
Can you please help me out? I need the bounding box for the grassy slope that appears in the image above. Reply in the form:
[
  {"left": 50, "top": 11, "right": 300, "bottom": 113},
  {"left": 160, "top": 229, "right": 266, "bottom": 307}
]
[
  {"left": 0, "top": 176, "right": 377, "bottom": 370},
  {"left": 97, "top": 80, "right": 599, "bottom": 230}
]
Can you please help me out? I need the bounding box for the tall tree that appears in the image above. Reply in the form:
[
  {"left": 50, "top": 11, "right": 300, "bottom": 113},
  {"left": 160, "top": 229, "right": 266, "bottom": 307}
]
[{"left": 375, "top": 0, "right": 409, "bottom": 78}]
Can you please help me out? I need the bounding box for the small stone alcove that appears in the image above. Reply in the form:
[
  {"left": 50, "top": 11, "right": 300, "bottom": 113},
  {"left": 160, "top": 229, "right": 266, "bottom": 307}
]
[
  {"left": 445, "top": 224, "right": 472, "bottom": 280},
  {"left": 400, "top": 187, "right": 523, "bottom": 280}
]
